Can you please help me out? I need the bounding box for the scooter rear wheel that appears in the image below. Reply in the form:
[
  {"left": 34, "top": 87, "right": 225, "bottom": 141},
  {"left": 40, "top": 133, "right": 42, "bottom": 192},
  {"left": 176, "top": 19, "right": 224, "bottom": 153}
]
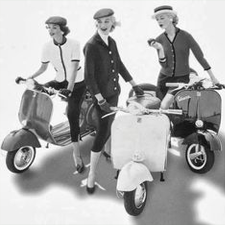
[
  {"left": 6, "top": 146, "right": 36, "bottom": 173},
  {"left": 123, "top": 181, "right": 148, "bottom": 216},
  {"left": 185, "top": 143, "right": 214, "bottom": 174}
]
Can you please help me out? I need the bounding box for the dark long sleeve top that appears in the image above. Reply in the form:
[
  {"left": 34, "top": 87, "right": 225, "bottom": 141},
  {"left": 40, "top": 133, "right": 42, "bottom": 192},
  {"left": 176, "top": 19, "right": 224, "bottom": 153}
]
[
  {"left": 83, "top": 33, "right": 133, "bottom": 99},
  {"left": 156, "top": 28, "right": 211, "bottom": 77}
]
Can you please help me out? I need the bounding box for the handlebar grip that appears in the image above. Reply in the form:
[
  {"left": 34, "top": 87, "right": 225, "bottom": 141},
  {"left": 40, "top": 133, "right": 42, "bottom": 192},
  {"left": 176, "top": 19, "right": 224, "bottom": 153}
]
[
  {"left": 163, "top": 109, "right": 183, "bottom": 115},
  {"left": 215, "top": 83, "right": 225, "bottom": 89},
  {"left": 165, "top": 83, "right": 179, "bottom": 87},
  {"left": 15, "top": 77, "right": 26, "bottom": 84}
]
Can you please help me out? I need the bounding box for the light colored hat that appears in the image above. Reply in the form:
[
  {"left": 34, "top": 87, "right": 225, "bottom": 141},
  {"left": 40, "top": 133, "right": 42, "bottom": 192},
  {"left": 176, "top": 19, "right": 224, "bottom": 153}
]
[{"left": 152, "top": 5, "right": 177, "bottom": 19}]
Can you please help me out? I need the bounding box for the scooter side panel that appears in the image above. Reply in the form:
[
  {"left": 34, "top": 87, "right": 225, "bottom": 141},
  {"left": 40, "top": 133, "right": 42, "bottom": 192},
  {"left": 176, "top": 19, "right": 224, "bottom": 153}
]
[
  {"left": 18, "top": 90, "right": 54, "bottom": 142},
  {"left": 173, "top": 90, "right": 221, "bottom": 132},
  {"left": 111, "top": 114, "right": 170, "bottom": 172},
  {"left": 1, "top": 128, "right": 41, "bottom": 151}
]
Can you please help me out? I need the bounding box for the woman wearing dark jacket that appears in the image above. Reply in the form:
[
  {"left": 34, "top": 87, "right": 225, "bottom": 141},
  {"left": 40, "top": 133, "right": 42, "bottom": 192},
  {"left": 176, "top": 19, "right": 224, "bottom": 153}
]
[
  {"left": 148, "top": 5, "right": 220, "bottom": 109},
  {"left": 83, "top": 8, "right": 143, "bottom": 194}
]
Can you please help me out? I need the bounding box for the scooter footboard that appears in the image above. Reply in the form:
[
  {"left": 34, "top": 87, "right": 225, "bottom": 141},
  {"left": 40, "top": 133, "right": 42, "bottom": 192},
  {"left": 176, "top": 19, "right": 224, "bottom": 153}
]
[{"left": 111, "top": 114, "right": 171, "bottom": 172}]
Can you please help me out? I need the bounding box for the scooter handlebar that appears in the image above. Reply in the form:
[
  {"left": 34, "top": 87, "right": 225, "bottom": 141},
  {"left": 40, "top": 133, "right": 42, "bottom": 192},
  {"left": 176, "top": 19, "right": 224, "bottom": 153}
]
[
  {"left": 15, "top": 77, "right": 67, "bottom": 99},
  {"left": 146, "top": 108, "right": 182, "bottom": 115},
  {"left": 165, "top": 83, "right": 180, "bottom": 87},
  {"left": 166, "top": 81, "right": 225, "bottom": 91},
  {"left": 102, "top": 103, "right": 182, "bottom": 118}
]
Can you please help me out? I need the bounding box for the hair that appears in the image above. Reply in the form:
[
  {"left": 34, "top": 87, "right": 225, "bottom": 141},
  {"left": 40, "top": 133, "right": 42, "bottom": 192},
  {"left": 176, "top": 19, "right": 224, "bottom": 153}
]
[
  {"left": 60, "top": 25, "right": 70, "bottom": 36},
  {"left": 110, "top": 16, "right": 121, "bottom": 32},
  {"left": 166, "top": 13, "right": 179, "bottom": 25}
]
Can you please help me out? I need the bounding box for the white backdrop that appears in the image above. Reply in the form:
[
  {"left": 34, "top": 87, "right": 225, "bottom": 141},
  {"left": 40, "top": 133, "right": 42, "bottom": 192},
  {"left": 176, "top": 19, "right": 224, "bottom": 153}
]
[{"left": 0, "top": 1, "right": 225, "bottom": 225}]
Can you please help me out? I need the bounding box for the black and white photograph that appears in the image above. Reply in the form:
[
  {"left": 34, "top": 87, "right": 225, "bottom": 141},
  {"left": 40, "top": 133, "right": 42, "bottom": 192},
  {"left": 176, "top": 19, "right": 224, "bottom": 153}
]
[{"left": 0, "top": 1, "right": 224, "bottom": 225}]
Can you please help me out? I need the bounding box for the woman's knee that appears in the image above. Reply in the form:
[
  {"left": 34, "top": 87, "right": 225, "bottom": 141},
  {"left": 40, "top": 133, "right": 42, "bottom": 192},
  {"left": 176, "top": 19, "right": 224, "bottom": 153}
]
[{"left": 160, "top": 93, "right": 174, "bottom": 109}]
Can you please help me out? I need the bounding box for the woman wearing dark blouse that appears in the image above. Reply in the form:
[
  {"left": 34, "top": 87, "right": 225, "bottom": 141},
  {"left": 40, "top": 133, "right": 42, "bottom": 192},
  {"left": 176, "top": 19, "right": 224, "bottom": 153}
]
[{"left": 149, "top": 5, "right": 220, "bottom": 109}]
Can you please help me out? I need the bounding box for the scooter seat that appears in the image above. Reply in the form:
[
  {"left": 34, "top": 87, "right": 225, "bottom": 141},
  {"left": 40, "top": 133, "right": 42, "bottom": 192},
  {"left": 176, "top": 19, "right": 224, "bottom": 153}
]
[{"left": 127, "top": 94, "right": 161, "bottom": 109}]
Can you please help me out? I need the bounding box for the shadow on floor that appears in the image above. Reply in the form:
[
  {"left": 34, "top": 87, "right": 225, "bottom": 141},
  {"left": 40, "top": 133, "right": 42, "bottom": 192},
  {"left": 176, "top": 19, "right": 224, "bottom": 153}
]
[{"left": 12, "top": 132, "right": 225, "bottom": 225}]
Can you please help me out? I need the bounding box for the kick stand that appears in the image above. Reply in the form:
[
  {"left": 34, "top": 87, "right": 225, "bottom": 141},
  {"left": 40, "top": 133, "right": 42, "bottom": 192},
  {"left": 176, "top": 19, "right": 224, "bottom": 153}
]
[
  {"left": 160, "top": 172, "right": 165, "bottom": 182},
  {"left": 114, "top": 170, "right": 120, "bottom": 180}
]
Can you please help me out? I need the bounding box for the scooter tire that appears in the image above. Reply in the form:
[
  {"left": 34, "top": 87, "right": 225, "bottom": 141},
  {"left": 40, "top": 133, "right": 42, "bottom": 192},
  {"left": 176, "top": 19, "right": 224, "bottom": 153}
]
[
  {"left": 123, "top": 181, "right": 148, "bottom": 216},
  {"left": 185, "top": 142, "right": 214, "bottom": 174},
  {"left": 6, "top": 146, "right": 36, "bottom": 173}
]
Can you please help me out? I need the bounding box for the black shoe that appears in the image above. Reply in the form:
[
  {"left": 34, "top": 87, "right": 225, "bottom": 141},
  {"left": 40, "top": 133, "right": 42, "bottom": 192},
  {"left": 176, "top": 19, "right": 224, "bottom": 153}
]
[
  {"left": 86, "top": 185, "right": 96, "bottom": 194},
  {"left": 76, "top": 160, "right": 85, "bottom": 174}
]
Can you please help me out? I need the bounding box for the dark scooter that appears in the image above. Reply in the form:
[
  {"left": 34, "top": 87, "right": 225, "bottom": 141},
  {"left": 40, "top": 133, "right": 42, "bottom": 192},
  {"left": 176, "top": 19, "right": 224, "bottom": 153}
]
[
  {"left": 167, "top": 79, "right": 224, "bottom": 173},
  {"left": 129, "top": 77, "right": 224, "bottom": 174},
  {"left": 1, "top": 78, "right": 98, "bottom": 173}
]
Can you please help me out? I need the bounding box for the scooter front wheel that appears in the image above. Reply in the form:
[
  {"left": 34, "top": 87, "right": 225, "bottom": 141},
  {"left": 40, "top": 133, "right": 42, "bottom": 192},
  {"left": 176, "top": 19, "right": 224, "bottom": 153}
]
[
  {"left": 6, "top": 146, "right": 36, "bottom": 173},
  {"left": 123, "top": 181, "right": 148, "bottom": 216},
  {"left": 185, "top": 143, "right": 214, "bottom": 174}
]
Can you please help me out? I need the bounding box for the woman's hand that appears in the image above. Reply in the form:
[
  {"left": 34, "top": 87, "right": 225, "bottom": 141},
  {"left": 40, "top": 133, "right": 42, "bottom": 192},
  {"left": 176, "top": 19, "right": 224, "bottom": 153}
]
[
  {"left": 148, "top": 38, "right": 163, "bottom": 50},
  {"left": 98, "top": 99, "right": 112, "bottom": 113},
  {"left": 151, "top": 42, "right": 163, "bottom": 50},
  {"left": 211, "top": 78, "right": 219, "bottom": 86}
]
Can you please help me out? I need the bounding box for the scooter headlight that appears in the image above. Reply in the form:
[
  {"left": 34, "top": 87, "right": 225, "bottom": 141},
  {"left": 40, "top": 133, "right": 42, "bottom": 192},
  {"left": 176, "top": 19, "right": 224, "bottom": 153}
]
[{"left": 195, "top": 119, "right": 204, "bottom": 128}]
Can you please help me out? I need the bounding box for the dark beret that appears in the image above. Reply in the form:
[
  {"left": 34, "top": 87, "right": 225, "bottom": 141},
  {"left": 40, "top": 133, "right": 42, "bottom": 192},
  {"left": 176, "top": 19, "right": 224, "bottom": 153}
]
[
  {"left": 45, "top": 16, "right": 67, "bottom": 26},
  {"left": 93, "top": 8, "right": 114, "bottom": 20}
]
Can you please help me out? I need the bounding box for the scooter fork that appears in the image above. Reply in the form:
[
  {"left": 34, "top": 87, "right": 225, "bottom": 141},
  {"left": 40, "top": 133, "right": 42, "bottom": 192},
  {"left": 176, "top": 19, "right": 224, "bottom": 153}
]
[{"left": 190, "top": 143, "right": 205, "bottom": 162}]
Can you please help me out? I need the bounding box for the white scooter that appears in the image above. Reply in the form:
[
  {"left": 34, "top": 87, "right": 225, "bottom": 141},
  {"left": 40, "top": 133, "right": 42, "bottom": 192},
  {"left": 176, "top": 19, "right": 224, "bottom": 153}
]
[{"left": 110, "top": 94, "right": 182, "bottom": 216}]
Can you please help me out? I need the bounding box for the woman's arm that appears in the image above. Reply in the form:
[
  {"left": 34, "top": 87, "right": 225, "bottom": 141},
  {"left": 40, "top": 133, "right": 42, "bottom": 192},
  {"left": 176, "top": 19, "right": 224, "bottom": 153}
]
[
  {"left": 206, "top": 69, "right": 219, "bottom": 85},
  {"left": 149, "top": 40, "right": 167, "bottom": 66},
  {"left": 67, "top": 61, "right": 79, "bottom": 91},
  {"left": 28, "top": 63, "right": 48, "bottom": 79},
  {"left": 188, "top": 33, "right": 220, "bottom": 84}
]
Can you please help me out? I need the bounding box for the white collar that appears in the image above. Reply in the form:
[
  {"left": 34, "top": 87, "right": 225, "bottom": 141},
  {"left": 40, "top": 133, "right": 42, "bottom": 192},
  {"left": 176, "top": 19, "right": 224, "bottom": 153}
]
[{"left": 98, "top": 30, "right": 109, "bottom": 45}]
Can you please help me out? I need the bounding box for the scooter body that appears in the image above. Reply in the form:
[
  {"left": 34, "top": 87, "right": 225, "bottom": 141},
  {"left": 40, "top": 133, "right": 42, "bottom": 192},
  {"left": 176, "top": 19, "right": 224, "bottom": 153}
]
[
  {"left": 171, "top": 88, "right": 223, "bottom": 173},
  {"left": 111, "top": 96, "right": 171, "bottom": 216},
  {"left": 172, "top": 89, "right": 221, "bottom": 137},
  {"left": 1, "top": 83, "right": 98, "bottom": 173}
]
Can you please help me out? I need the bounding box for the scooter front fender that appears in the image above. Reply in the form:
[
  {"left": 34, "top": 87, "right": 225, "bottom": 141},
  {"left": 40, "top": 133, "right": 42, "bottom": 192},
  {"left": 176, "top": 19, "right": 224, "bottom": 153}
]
[
  {"left": 183, "top": 130, "right": 222, "bottom": 151},
  {"left": 1, "top": 128, "right": 41, "bottom": 152},
  {"left": 117, "top": 161, "right": 153, "bottom": 192}
]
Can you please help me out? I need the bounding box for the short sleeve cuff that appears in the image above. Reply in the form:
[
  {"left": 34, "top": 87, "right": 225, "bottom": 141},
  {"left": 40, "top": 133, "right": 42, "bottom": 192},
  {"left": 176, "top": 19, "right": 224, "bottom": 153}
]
[{"left": 204, "top": 67, "right": 211, "bottom": 71}]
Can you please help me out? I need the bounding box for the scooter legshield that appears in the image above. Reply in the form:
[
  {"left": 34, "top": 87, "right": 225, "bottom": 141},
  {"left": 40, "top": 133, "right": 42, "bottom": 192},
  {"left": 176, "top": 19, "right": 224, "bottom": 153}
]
[
  {"left": 1, "top": 128, "right": 41, "bottom": 151},
  {"left": 117, "top": 161, "right": 153, "bottom": 192},
  {"left": 111, "top": 113, "right": 171, "bottom": 172}
]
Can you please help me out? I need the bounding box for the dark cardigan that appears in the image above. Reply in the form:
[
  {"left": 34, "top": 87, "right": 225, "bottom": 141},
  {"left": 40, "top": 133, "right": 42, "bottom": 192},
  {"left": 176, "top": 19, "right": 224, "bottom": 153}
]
[
  {"left": 156, "top": 28, "right": 211, "bottom": 77},
  {"left": 83, "top": 32, "right": 133, "bottom": 99}
]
